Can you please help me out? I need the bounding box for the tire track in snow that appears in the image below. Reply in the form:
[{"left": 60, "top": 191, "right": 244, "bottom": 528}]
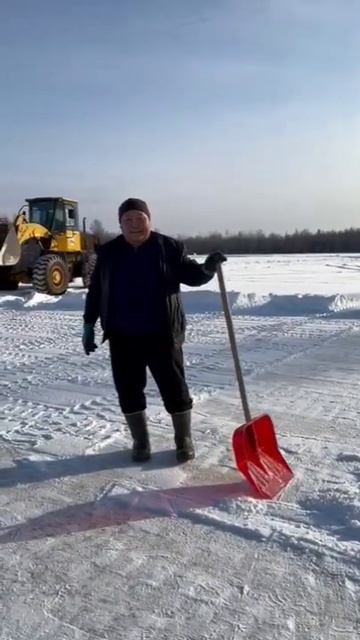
[{"left": 1, "top": 310, "right": 358, "bottom": 453}]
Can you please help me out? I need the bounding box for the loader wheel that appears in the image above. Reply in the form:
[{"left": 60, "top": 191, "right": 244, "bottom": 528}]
[
  {"left": 32, "top": 255, "right": 69, "bottom": 295},
  {"left": 82, "top": 252, "right": 97, "bottom": 288}
]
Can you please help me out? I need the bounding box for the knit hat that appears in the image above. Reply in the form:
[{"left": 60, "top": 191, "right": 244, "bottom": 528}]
[{"left": 118, "top": 198, "right": 151, "bottom": 221}]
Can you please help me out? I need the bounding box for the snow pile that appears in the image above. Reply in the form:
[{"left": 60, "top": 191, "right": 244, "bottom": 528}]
[
  {"left": 329, "top": 293, "right": 360, "bottom": 313},
  {"left": 231, "top": 291, "right": 360, "bottom": 316},
  {"left": 3, "top": 285, "right": 360, "bottom": 317},
  {"left": 182, "top": 290, "right": 360, "bottom": 316},
  {"left": 0, "top": 287, "right": 87, "bottom": 311},
  {"left": 1, "top": 252, "right": 360, "bottom": 316}
]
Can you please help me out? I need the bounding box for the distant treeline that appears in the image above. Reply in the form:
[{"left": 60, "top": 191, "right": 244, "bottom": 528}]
[
  {"left": 90, "top": 219, "right": 360, "bottom": 253},
  {"left": 180, "top": 228, "right": 360, "bottom": 254}
]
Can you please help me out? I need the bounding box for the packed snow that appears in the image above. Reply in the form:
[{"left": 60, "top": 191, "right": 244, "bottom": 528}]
[{"left": 0, "top": 253, "right": 359, "bottom": 639}]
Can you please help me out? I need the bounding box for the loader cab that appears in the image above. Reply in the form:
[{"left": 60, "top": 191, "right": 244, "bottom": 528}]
[{"left": 26, "top": 198, "right": 79, "bottom": 234}]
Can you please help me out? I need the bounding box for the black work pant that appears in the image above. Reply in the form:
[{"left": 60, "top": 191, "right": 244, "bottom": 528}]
[{"left": 109, "top": 332, "right": 193, "bottom": 415}]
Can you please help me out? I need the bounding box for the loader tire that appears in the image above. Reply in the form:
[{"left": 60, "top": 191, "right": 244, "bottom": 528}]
[
  {"left": 82, "top": 252, "right": 97, "bottom": 288},
  {"left": 32, "top": 255, "right": 69, "bottom": 295}
]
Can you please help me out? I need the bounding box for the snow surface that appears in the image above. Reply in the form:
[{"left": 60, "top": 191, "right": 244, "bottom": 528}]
[{"left": 0, "top": 253, "right": 359, "bottom": 639}]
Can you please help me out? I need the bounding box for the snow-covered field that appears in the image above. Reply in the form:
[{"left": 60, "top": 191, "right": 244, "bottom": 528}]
[{"left": 0, "top": 253, "right": 359, "bottom": 639}]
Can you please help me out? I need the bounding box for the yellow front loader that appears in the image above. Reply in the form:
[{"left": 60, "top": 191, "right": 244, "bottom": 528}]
[{"left": 0, "top": 197, "right": 98, "bottom": 295}]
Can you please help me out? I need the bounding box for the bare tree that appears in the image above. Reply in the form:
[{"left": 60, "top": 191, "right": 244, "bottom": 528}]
[{"left": 89, "top": 219, "right": 116, "bottom": 244}]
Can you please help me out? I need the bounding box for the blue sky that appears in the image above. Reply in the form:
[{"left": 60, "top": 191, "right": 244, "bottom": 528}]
[{"left": 1, "top": 0, "right": 360, "bottom": 235}]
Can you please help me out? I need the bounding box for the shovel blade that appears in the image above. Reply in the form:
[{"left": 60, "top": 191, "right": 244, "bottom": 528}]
[{"left": 232, "top": 414, "right": 294, "bottom": 499}]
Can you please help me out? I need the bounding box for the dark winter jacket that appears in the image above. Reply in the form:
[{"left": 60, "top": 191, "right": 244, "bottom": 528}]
[
  {"left": 107, "top": 232, "right": 167, "bottom": 334},
  {"left": 83, "top": 231, "right": 214, "bottom": 344}
]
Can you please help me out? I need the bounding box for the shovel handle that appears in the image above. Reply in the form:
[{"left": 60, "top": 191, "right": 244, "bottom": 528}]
[{"left": 217, "top": 262, "right": 252, "bottom": 423}]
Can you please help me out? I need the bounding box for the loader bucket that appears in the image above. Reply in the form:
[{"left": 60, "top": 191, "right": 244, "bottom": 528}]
[
  {"left": 0, "top": 224, "right": 21, "bottom": 266},
  {"left": 232, "top": 413, "right": 294, "bottom": 499}
]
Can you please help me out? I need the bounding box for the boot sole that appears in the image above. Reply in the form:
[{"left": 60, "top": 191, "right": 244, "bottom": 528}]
[{"left": 176, "top": 451, "right": 195, "bottom": 463}]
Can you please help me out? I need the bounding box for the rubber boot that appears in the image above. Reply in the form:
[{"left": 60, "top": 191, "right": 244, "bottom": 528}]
[
  {"left": 171, "top": 410, "right": 195, "bottom": 462},
  {"left": 124, "top": 411, "right": 151, "bottom": 462}
]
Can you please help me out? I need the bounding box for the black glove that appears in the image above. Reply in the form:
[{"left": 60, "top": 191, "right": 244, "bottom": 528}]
[
  {"left": 204, "top": 251, "right": 227, "bottom": 274},
  {"left": 82, "top": 323, "right": 98, "bottom": 355}
]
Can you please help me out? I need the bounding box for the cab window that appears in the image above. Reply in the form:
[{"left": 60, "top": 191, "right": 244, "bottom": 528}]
[
  {"left": 65, "top": 207, "right": 76, "bottom": 228},
  {"left": 53, "top": 202, "right": 65, "bottom": 233}
]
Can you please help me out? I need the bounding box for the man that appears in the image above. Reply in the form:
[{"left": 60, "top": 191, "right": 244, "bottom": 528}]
[{"left": 82, "top": 198, "right": 226, "bottom": 463}]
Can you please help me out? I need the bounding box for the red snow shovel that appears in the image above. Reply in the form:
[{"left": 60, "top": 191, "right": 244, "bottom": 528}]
[{"left": 217, "top": 263, "right": 294, "bottom": 499}]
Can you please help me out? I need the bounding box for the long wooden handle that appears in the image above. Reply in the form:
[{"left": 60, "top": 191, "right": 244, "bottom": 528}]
[{"left": 217, "top": 262, "right": 251, "bottom": 422}]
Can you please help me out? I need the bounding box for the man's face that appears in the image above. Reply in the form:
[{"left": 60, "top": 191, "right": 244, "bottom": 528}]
[{"left": 120, "top": 210, "right": 151, "bottom": 246}]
